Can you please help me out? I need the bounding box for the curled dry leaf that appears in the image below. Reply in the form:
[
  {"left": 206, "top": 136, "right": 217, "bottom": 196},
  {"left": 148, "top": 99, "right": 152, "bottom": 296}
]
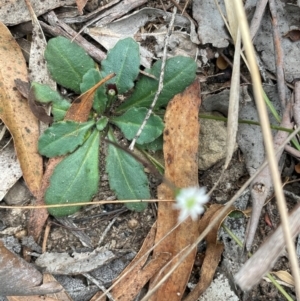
[{"left": 0, "top": 22, "right": 43, "bottom": 197}]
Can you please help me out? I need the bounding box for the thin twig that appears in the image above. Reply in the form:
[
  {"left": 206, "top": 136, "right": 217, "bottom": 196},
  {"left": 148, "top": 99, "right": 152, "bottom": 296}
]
[
  {"left": 285, "top": 144, "right": 300, "bottom": 158},
  {"left": 42, "top": 11, "right": 105, "bottom": 62},
  {"left": 83, "top": 273, "right": 115, "bottom": 301},
  {"left": 169, "top": 0, "right": 195, "bottom": 24},
  {"left": 128, "top": 3, "right": 178, "bottom": 150},
  {"left": 98, "top": 217, "right": 117, "bottom": 246},
  {"left": 182, "top": 0, "right": 190, "bottom": 14},
  {"left": 269, "top": 0, "right": 286, "bottom": 109},
  {"left": 249, "top": 0, "right": 268, "bottom": 40}
]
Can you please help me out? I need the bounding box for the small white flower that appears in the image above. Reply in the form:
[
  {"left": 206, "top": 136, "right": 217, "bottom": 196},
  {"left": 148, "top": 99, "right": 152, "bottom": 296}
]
[{"left": 173, "top": 187, "right": 209, "bottom": 223}]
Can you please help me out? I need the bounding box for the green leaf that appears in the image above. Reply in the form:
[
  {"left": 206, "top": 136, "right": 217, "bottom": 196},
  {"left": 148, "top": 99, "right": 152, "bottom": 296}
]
[
  {"left": 45, "top": 129, "right": 100, "bottom": 217},
  {"left": 45, "top": 37, "right": 95, "bottom": 93},
  {"left": 52, "top": 101, "right": 71, "bottom": 121},
  {"left": 96, "top": 116, "right": 108, "bottom": 131},
  {"left": 101, "top": 38, "right": 140, "bottom": 94},
  {"left": 106, "top": 128, "right": 149, "bottom": 211},
  {"left": 138, "top": 135, "right": 163, "bottom": 151},
  {"left": 116, "top": 56, "right": 197, "bottom": 113},
  {"left": 38, "top": 120, "right": 95, "bottom": 157},
  {"left": 31, "top": 82, "right": 71, "bottom": 121},
  {"left": 110, "top": 107, "right": 163, "bottom": 144},
  {"left": 80, "top": 69, "right": 107, "bottom": 114}
]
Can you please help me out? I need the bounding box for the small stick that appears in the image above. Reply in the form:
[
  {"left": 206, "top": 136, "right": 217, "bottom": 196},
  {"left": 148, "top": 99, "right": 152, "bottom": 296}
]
[
  {"left": 269, "top": 0, "right": 286, "bottom": 109},
  {"left": 84, "top": 273, "right": 115, "bottom": 301},
  {"left": 43, "top": 11, "right": 105, "bottom": 62},
  {"left": 285, "top": 144, "right": 300, "bottom": 159},
  {"left": 249, "top": 0, "right": 268, "bottom": 40},
  {"left": 169, "top": 0, "right": 195, "bottom": 24},
  {"left": 129, "top": 2, "right": 178, "bottom": 150},
  {"left": 98, "top": 217, "right": 117, "bottom": 246}
]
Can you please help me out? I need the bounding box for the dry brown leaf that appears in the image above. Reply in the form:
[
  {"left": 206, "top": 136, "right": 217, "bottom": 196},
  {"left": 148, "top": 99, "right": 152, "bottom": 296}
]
[
  {"left": 272, "top": 270, "right": 295, "bottom": 286},
  {"left": 28, "top": 73, "right": 115, "bottom": 241},
  {"left": 0, "top": 22, "right": 43, "bottom": 197},
  {"left": 149, "top": 80, "right": 201, "bottom": 301},
  {"left": 284, "top": 29, "right": 300, "bottom": 42},
  {"left": 185, "top": 204, "right": 237, "bottom": 301},
  {"left": 0, "top": 240, "right": 62, "bottom": 296},
  {"left": 101, "top": 223, "right": 171, "bottom": 301},
  {"left": 185, "top": 243, "right": 223, "bottom": 301},
  {"left": 76, "top": 0, "right": 89, "bottom": 14},
  {"left": 28, "top": 156, "right": 62, "bottom": 241},
  {"left": 65, "top": 73, "right": 115, "bottom": 122}
]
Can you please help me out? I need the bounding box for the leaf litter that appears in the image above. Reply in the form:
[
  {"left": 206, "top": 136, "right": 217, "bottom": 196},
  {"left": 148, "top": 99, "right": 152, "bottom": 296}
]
[{"left": 0, "top": 1, "right": 298, "bottom": 300}]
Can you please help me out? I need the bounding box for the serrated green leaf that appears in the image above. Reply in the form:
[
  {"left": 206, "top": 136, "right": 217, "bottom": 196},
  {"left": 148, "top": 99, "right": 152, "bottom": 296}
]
[
  {"left": 106, "top": 128, "right": 149, "bottom": 211},
  {"left": 45, "top": 37, "right": 95, "bottom": 93},
  {"left": 96, "top": 116, "right": 108, "bottom": 131},
  {"left": 38, "top": 120, "right": 95, "bottom": 157},
  {"left": 80, "top": 69, "right": 107, "bottom": 114},
  {"left": 45, "top": 129, "right": 100, "bottom": 217},
  {"left": 101, "top": 38, "right": 140, "bottom": 94},
  {"left": 116, "top": 56, "right": 197, "bottom": 113},
  {"left": 110, "top": 107, "right": 163, "bottom": 144},
  {"left": 31, "top": 82, "right": 71, "bottom": 121}
]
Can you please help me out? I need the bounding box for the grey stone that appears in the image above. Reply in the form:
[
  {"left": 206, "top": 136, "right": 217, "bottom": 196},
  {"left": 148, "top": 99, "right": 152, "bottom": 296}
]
[
  {"left": 199, "top": 113, "right": 237, "bottom": 170},
  {"left": 4, "top": 179, "right": 32, "bottom": 205}
]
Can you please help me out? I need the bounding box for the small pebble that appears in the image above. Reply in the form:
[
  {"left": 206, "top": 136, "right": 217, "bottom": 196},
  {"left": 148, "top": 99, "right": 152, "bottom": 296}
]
[{"left": 128, "top": 218, "right": 138, "bottom": 229}]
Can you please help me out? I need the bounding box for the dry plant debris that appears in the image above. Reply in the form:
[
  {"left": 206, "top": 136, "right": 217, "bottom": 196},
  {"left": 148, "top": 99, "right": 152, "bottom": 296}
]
[{"left": 1, "top": 0, "right": 300, "bottom": 300}]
